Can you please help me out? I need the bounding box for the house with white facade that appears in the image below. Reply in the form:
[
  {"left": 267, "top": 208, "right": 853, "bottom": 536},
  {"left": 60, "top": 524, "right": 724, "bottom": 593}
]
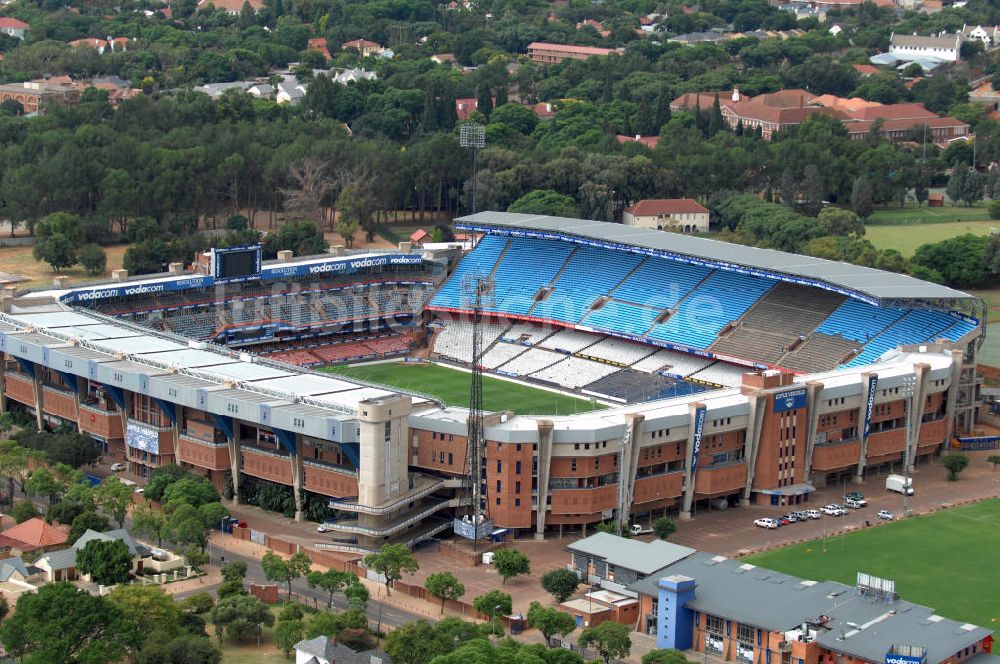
[{"left": 888, "top": 32, "right": 962, "bottom": 62}]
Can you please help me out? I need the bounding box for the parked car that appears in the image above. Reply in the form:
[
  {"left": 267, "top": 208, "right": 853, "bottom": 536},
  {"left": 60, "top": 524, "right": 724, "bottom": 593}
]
[
  {"left": 822, "top": 504, "right": 846, "bottom": 516},
  {"left": 754, "top": 518, "right": 779, "bottom": 529},
  {"left": 843, "top": 494, "right": 867, "bottom": 507},
  {"left": 877, "top": 510, "right": 894, "bottom": 520},
  {"left": 629, "top": 524, "right": 654, "bottom": 536},
  {"left": 802, "top": 509, "right": 822, "bottom": 520},
  {"left": 781, "top": 513, "right": 799, "bottom": 523},
  {"left": 776, "top": 516, "right": 791, "bottom": 526},
  {"left": 843, "top": 498, "right": 865, "bottom": 509},
  {"left": 110, "top": 462, "right": 126, "bottom": 472},
  {"left": 316, "top": 519, "right": 339, "bottom": 533}
]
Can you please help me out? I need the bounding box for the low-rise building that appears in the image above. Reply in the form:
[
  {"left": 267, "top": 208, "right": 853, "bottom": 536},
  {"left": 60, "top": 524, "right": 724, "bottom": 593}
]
[
  {"left": 308, "top": 37, "right": 332, "bottom": 60},
  {"left": 616, "top": 134, "right": 660, "bottom": 149},
  {"left": 196, "top": 0, "right": 263, "bottom": 13},
  {"left": 576, "top": 19, "right": 610, "bottom": 38},
  {"left": 342, "top": 39, "right": 385, "bottom": 58},
  {"left": 526, "top": 42, "right": 615, "bottom": 64},
  {"left": 623, "top": 199, "right": 710, "bottom": 233},
  {"left": 889, "top": 32, "right": 962, "bottom": 63},
  {"left": 0, "top": 18, "right": 28, "bottom": 39},
  {"left": 293, "top": 635, "right": 392, "bottom": 664},
  {"left": 670, "top": 89, "right": 746, "bottom": 115},
  {"left": 36, "top": 528, "right": 149, "bottom": 583},
  {"left": 0, "top": 518, "right": 68, "bottom": 558}
]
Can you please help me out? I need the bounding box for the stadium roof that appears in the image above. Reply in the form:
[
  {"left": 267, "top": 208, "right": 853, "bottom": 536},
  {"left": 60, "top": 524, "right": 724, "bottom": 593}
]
[{"left": 455, "top": 212, "right": 973, "bottom": 304}]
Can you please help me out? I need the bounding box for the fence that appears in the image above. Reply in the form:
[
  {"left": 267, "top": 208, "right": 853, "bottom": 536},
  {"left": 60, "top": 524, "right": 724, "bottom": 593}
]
[{"left": 955, "top": 436, "right": 1000, "bottom": 451}]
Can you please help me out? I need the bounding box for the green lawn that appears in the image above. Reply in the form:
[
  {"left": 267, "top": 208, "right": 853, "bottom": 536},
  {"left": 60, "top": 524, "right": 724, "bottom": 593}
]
[
  {"left": 321, "top": 362, "right": 606, "bottom": 415},
  {"left": 864, "top": 220, "right": 999, "bottom": 256},
  {"left": 867, "top": 204, "right": 992, "bottom": 225},
  {"left": 744, "top": 499, "right": 1000, "bottom": 626}
]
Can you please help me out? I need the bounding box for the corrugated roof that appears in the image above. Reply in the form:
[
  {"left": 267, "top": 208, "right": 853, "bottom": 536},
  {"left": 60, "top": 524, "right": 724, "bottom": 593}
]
[
  {"left": 455, "top": 212, "right": 973, "bottom": 303},
  {"left": 567, "top": 532, "right": 696, "bottom": 574}
]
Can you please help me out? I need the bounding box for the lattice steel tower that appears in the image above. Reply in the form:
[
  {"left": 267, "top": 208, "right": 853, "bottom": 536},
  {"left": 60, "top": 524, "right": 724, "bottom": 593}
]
[{"left": 460, "top": 271, "right": 495, "bottom": 529}]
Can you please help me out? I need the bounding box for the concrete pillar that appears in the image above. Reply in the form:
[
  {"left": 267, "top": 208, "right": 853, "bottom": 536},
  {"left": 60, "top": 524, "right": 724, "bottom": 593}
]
[
  {"left": 52, "top": 275, "right": 68, "bottom": 289},
  {"left": 944, "top": 348, "right": 964, "bottom": 444},
  {"left": 31, "top": 365, "right": 44, "bottom": 431},
  {"left": 680, "top": 402, "right": 706, "bottom": 519},
  {"left": 0, "top": 354, "right": 7, "bottom": 414},
  {"left": 617, "top": 413, "right": 645, "bottom": 529},
  {"left": 801, "top": 381, "right": 824, "bottom": 483},
  {"left": 399, "top": 241, "right": 412, "bottom": 253},
  {"left": 740, "top": 393, "right": 766, "bottom": 507},
  {"left": 908, "top": 363, "right": 931, "bottom": 471},
  {"left": 291, "top": 433, "right": 304, "bottom": 522},
  {"left": 168, "top": 262, "right": 184, "bottom": 276},
  {"left": 112, "top": 269, "right": 128, "bottom": 282},
  {"left": 356, "top": 395, "right": 412, "bottom": 507},
  {"left": 855, "top": 372, "right": 877, "bottom": 482},
  {"left": 534, "top": 420, "right": 554, "bottom": 540},
  {"left": 228, "top": 435, "right": 240, "bottom": 504},
  {"left": 277, "top": 250, "right": 293, "bottom": 262}
]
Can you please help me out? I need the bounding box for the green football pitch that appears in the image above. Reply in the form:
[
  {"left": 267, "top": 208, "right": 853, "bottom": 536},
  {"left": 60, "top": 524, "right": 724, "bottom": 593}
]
[
  {"left": 744, "top": 499, "right": 1000, "bottom": 626},
  {"left": 320, "top": 362, "right": 607, "bottom": 416}
]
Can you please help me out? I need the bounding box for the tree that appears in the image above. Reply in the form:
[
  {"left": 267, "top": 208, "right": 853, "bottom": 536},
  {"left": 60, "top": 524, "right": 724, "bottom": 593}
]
[
  {"left": 817, "top": 208, "right": 864, "bottom": 237},
  {"left": 108, "top": 585, "right": 183, "bottom": 638},
  {"left": 222, "top": 561, "right": 248, "bottom": 584},
  {"left": 10, "top": 499, "right": 39, "bottom": 524},
  {"left": 541, "top": 568, "right": 580, "bottom": 603},
  {"left": 138, "top": 634, "right": 221, "bottom": 664},
  {"left": 141, "top": 464, "right": 190, "bottom": 503},
  {"left": 653, "top": 516, "right": 677, "bottom": 540},
  {"left": 182, "top": 592, "right": 216, "bottom": 615},
  {"left": 32, "top": 233, "right": 77, "bottom": 272},
  {"left": 261, "top": 551, "right": 312, "bottom": 598},
  {"left": 162, "top": 477, "right": 220, "bottom": 509},
  {"left": 987, "top": 455, "right": 1000, "bottom": 472},
  {"left": 526, "top": 601, "right": 576, "bottom": 646},
  {"left": 942, "top": 452, "right": 970, "bottom": 481},
  {"left": 76, "top": 538, "right": 133, "bottom": 586},
  {"left": 336, "top": 216, "right": 359, "bottom": 248},
  {"left": 643, "top": 649, "right": 694, "bottom": 664},
  {"left": 363, "top": 544, "right": 418, "bottom": 596},
  {"left": 946, "top": 166, "right": 966, "bottom": 205},
  {"left": 424, "top": 571, "right": 465, "bottom": 613},
  {"left": 492, "top": 548, "right": 530, "bottom": 585},
  {"left": 68, "top": 511, "right": 110, "bottom": 543},
  {"left": 78, "top": 245, "right": 107, "bottom": 275},
  {"left": 579, "top": 620, "right": 632, "bottom": 664},
  {"left": 273, "top": 619, "right": 304, "bottom": 659},
  {"left": 132, "top": 503, "right": 169, "bottom": 546},
  {"left": 473, "top": 590, "right": 512, "bottom": 618},
  {"left": 912, "top": 234, "right": 991, "bottom": 288},
  {"left": 306, "top": 569, "right": 353, "bottom": 609},
  {"left": 0, "top": 582, "right": 141, "bottom": 664},
  {"left": 207, "top": 595, "right": 274, "bottom": 645},
  {"left": 507, "top": 189, "right": 578, "bottom": 217},
  {"left": 168, "top": 504, "right": 210, "bottom": 553},
  {"left": 94, "top": 476, "right": 133, "bottom": 528}
]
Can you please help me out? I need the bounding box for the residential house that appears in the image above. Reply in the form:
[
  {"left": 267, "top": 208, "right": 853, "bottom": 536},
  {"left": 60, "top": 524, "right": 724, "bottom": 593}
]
[
  {"left": 0, "top": 557, "right": 40, "bottom": 599},
  {"left": 0, "top": 518, "right": 68, "bottom": 558},
  {"left": 888, "top": 32, "right": 962, "bottom": 62},
  {"left": 526, "top": 42, "right": 615, "bottom": 64},
  {"left": 530, "top": 101, "right": 556, "bottom": 119},
  {"left": 308, "top": 37, "right": 332, "bottom": 60},
  {"left": 623, "top": 198, "right": 710, "bottom": 232},
  {"left": 669, "top": 89, "right": 745, "bottom": 115},
  {"left": 455, "top": 97, "right": 496, "bottom": 121},
  {"left": 195, "top": 81, "right": 251, "bottom": 99},
  {"left": 332, "top": 68, "right": 376, "bottom": 85},
  {"left": 0, "top": 17, "right": 28, "bottom": 39},
  {"left": 576, "top": 19, "right": 610, "bottom": 38},
  {"left": 342, "top": 39, "right": 385, "bottom": 58},
  {"left": 409, "top": 229, "right": 429, "bottom": 246},
  {"left": 961, "top": 24, "right": 997, "bottom": 47},
  {"left": 430, "top": 53, "right": 457, "bottom": 66},
  {"left": 293, "top": 635, "right": 393, "bottom": 664},
  {"left": 36, "top": 528, "right": 149, "bottom": 583},
  {"left": 616, "top": 134, "right": 660, "bottom": 149},
  {"left": 68, "top": 37, "right": 109, "bottom": 53},
  {"left": 196, "top": 0, "right": 263, "bottom": 13}
]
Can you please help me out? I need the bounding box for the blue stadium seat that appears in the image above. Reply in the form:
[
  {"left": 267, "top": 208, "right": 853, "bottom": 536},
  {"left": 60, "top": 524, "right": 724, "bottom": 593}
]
[
  {"left": 531, "top": 247, "right": 641, "bottom": 323},
  {"left": 430, "top": 235, "right": 508, "bottom": 309},
  {"left": 611, "top": 257, "right": 712, "bottom": 310},
  {"left": 585, "top": 300, "right": 662, "bottom": 337},
  {"left": 816, "top": 300, "right": 905, "bottom": 343},
  {"left": 489, "top": 239, "right": 575, "bottom": 315}
]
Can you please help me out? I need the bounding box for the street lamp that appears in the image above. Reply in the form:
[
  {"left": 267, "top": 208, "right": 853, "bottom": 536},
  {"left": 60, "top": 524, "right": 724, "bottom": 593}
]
[
  {"left": 492, "top": 604, "right": 502, "bottom": 638},
  {"left": 459, "top": 122, "right": 486, "bottom": 214}
]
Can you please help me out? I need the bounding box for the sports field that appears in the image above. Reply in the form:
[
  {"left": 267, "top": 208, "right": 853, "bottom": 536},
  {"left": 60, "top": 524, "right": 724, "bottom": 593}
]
[
  {"left": 321, "top": 362, "right": 606, "bottom": 415},
  {"left": 744, "top": 499, "right": 1000, "bottom": 626},
  {"left": 865, "top": 220, "right": 998, "bottom": 256}
]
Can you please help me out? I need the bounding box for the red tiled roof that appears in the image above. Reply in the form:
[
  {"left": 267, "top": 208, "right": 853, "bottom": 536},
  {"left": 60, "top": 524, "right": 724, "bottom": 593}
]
[
  {"left": 844, "top": 116, "right": 969, "bottom": 135},
  {"left": 308, "top": 37, "right": 332, "bottom": 60},
  {"left": 343, "top": 39, "right": 382, "bottom": 49},
  {"left": 409, "top": 229, "right": 429, "bottom": 243},
  {"left": 616, "top": 135, "right": 660, "bottom": 149},
  {"left": 843, "top": 102, "right": 937, "bottom": 122},
  {"left": 69, "top": 38, "right": 107, "bottom": 48},
  {"left": 197, "top": 0, "right": 264, "bottom": 11},
  {"left": 852, "top": 64, "right": 880, "bottom": 76},
  {"left": 527, "top": 42, "right": 614, "bottom": 56},
  {"left": 0, "top": 18, "right": 29, "bottom": 29},
  {"left": 3, "top": 518, "right": 68, "bottom": 549},
  {"left": 670, "top": 90, "right": 744, "bottom": 110},
  {"left": 625, "top": 198, "right": 708, "bottom": 216},
  {"left": 531, "top": 102, "right": 556, "bottom": 118}
]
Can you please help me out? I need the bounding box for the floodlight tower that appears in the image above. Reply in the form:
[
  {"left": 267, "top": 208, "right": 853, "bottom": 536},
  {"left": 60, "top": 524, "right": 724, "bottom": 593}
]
[
  {"left": 460, "top": 122, "right": 486, "bottom": 214},
  {"left": 461, "top": 271, "right": 495, "bottom": 548}
]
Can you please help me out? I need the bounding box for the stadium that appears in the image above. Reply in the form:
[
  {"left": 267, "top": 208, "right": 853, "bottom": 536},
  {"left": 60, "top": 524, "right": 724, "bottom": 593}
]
[{"left": 0, "top": 211, "right": 984, "bottom": 553}]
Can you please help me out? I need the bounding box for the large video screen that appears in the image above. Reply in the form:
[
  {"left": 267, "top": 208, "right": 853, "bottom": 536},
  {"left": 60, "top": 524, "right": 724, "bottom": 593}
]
[{"left": 213, "top": 245, "right": 262, "bottom": 284}]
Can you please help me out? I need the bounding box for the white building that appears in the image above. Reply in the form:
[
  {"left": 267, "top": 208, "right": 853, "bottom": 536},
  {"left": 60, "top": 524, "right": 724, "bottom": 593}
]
[
  {"left": 622, "top": 198, "right": 710, "bottom": 233},
  {"left": 0, "top": 18, "right": 28, "bottom": 40},
  {"left": 888, "top": 32, "right": 962, "bottom": 62}
]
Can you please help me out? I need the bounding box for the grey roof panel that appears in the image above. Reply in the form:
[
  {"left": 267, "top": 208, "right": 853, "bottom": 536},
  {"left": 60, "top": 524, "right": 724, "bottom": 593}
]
[
  {"left": 198, "top": 362, "right": 295, "bottom": 382},
  {"left": 567, "top": 532, "right": 697, "bottom": 575},
  {"left": 96, "top": 335, "right": 187, "bottom": 354},
  {"left": 145, "top": 348, "right": 242, "bottom": 369},
  {"left": 456, "top": 212, "right": 973, "bottom": 303}
]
